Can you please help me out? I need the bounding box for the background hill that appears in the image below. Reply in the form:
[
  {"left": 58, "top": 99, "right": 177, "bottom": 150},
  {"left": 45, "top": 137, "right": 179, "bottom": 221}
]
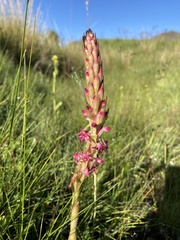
[{"left": 153, "top": 30, "right": 180, "bottom": 40}]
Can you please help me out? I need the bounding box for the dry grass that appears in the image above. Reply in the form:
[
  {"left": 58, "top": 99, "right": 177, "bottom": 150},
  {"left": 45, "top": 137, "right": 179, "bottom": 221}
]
[{"left": 0, "top": 0, "right": 83, "bottom": 75}]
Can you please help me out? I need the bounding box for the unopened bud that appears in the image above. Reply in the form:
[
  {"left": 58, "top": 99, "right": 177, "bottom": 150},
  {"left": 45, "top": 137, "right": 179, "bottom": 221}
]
[
  {"left": 88, "top": 67, "right": 94, "bottom": 83},
  {"left": 92, "top": 94, "right": 101, "bottom": 114},
  {"left": 98, "top": 84, "right": 104, "bottom": 101},
  {"left": 88, "top": 82, "right": 95, "bottom": 99},
  {"left": 93, "top": 61, "right": 99, "bottom": 76},
  {"left": 84, "top": 88, "right": 90, "bottom": 105},
  {"left": 93, "top": 76, "right": 100, "bottom": 93}
]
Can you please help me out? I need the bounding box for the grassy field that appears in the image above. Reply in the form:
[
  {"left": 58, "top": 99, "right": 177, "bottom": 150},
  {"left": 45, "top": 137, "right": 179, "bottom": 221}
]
[{"left": 0, "top": 1, "right": 180, "bottom": 240}]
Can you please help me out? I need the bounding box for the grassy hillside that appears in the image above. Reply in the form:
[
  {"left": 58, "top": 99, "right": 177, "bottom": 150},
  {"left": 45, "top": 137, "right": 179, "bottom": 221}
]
[
  {"left": 153, "top": 30, "right": 180, "bottom": 40},
  {"left": 0, "top": 1, "right": 180, "bottom": 240}
]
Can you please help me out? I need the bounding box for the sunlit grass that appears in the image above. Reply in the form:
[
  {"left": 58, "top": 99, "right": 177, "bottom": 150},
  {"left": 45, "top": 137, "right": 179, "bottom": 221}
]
[{"left": 0, "top": 1, "right": 180, "bottom": 240}]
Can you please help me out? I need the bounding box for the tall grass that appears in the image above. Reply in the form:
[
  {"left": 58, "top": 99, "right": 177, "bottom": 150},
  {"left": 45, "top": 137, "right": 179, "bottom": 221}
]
[
  {"left": 0, "top": 0, "right": 83, "bottom": 75},
  {"left": 0, "top": 1, "right": 180, "bottom": 239}
]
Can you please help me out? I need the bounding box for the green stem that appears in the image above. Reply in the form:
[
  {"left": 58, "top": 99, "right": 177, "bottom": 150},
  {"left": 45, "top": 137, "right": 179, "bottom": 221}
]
[
  {"left": 68, "top": 185, "right": 80, "bottom": 240},
  {"left": 90, "top": 125, "right": 98, "bottom": 238},
  {"left": 9, "top": 0, "right": 29, "bottom": 142},
  {"left": 92, "top": 172, "right": 97, "bottom": 238},
  {"left": 20, "top": 51, "right": 27, "bottom": 240},
  {"left": 68, "top": 173, "right": 85, "bottom": 240},
  {"left": 93, "top": 172, "right": 97, "bottom": 220},
  {"left": 52, "top": 55, "right": 58, "bottom": 118},
  {"left": 52, "top": 71, "right": 56, "bottom": 116}
]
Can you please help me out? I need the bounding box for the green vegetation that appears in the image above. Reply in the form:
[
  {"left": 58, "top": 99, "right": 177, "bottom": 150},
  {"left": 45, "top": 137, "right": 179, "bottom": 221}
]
[
  {"left": 0, "top": 1, "right": 180, "bottom": 239},
  {"left": 0, "top": 0, "right": 83, "bottom": 75}
]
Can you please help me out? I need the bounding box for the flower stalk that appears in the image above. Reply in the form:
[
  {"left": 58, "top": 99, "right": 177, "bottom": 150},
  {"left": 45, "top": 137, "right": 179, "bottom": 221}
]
[
  {"left": 68, "top": 29, "right": 110, "bottom": 240},
  {"left": 52, "top": 55, "right": 62, "bottom": 118}
]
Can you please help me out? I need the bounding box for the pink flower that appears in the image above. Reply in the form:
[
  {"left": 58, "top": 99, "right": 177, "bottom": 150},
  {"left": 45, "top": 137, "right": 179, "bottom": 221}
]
[
  {"left": 96, "top": 158, "right": 104, "bottom": 165},
  {"left": 98, "top": 126, "right": 111, "bottom": 136},
  {"left": 89, "top": 166, "right": 97, "bottom": 174},
  {"left": 82, "top": 168, "right": 90, "bottom": 177},
  {"left": 95, "top": 141, "right": 108, "bottom": 153},
  {"left": 78, "top": 129, "right": 91, "bottom": 142},
  {"left": 73, "top": 153, "right": 83, "bottom": 163},
  {"left": 82, "top": 106, "right": 94, "bottom": 121},
  {"left": 81, "top": 166, "right": 97, "bottom": 177},
  {"left": 74, "top": 152, "right": 94, "bottom": 165},
  {"left": 72, "top": 30, "right": 110, "bottom": 179},
  {"left": 82, "top": 152, "right": 92, "bottom": 162}
]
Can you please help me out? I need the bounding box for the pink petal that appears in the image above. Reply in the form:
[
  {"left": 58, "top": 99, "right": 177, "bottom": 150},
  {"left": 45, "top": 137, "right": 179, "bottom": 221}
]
[{"left": 98, "top": 126, "right": 111, "bottom": 136}]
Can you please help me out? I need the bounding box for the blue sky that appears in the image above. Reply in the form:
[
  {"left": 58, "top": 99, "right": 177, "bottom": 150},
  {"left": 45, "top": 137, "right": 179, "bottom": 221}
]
[{"left": 33, "top": 0, "right": 180, "bottom": 42}]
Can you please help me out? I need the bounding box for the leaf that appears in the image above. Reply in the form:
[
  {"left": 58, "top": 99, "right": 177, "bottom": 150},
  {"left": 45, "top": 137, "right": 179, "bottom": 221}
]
[{"left": 55, "top": 101, "right": 62, "bottom": 111}]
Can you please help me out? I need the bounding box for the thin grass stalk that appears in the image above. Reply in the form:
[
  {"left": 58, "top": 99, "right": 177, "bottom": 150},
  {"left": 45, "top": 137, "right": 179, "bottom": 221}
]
[
  {"left": 38, "top": 213, "right": 44, "bottom": 240},
  {"left": 27, "top": 15, "right": 37, "bottom": 81},
  {"left": 44, "top": 197, "right": 71, "bottom": 239},
  {"left": 52, "top": 55, "right": 62, "bottom": 119},
  {"left": 22, "top": 24, "right": 36, "bottom": 239},
  {"left": 9, "top": 0, "right": 29, "bottom": 142},
  {"left": 52, "top": 55, "right": 58, "bottom": 118},
  {"left": 20, "top": 50, "right": 27, "bottom": 240},
  {"left": 19, "top": 1, "right": 29, "bottom": 239}
]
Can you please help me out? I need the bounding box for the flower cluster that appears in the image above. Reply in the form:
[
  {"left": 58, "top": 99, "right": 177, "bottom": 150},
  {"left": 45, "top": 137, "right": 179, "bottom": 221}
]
[{"left": 73, "top": 29, "right": 110, "bottom": 177}]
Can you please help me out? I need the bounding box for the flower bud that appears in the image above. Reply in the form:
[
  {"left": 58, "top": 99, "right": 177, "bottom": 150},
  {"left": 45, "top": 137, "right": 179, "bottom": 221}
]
[
  {"left": 98, "top": 67, "right": 103, "bottom": 82},
  {"left": 88, "top": 82, "right": 95, "bottom": 99},
  {"left": 95, "top": 111, "right": 106, "bottom": 125},
  {"left": 93, "top": 76, "right": 100, "bottom": 94},
  {"left": 98, "top": 83, "right": 104, "bottom": 101},
  {"left": 84, "top": 58, "right": 89, "bottom": 70},
  {"left": 88, "top": 52, "right": 94, "bottom": 66},
  {"left": 85, "top": 71, "right": 90, "bottom": 85},
  {"left": 92, "top": 94, "right": 101, "bottom": 114},
  {"left": 84, "top": 88, "right": 90, "bottom": 105},
  {"left": 100, "top": 99, "right": 107, "bottom": 111},
  {"left": 92, "top": 45, "right": 99, "bottom": 62},
  {"left": 82, "top": 106, "right": 94, "bottom": 121},
  {"left": 88, "top": 67, "right": 94, "bottom": 83}
]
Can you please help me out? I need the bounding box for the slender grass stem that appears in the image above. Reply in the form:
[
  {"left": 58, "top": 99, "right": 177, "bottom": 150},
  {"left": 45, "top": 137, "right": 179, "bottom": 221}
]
[
  {"left": 20, "top": 50, "right": 27, "bottom": 240},
  {"left": 9, "top": 0, "right": 29, "bottom": 143},
  {"left": 27, "top": 15, "right": 36, "bottom": 81},
  {"left": 19, "top": 1, "right": 29, "bottom": 239},
  {"left": 52, "top": 55, "right": 60, "bottom": 119},
  {"left": 52, "top": 70, "right": 56, "bottom": 116}
]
